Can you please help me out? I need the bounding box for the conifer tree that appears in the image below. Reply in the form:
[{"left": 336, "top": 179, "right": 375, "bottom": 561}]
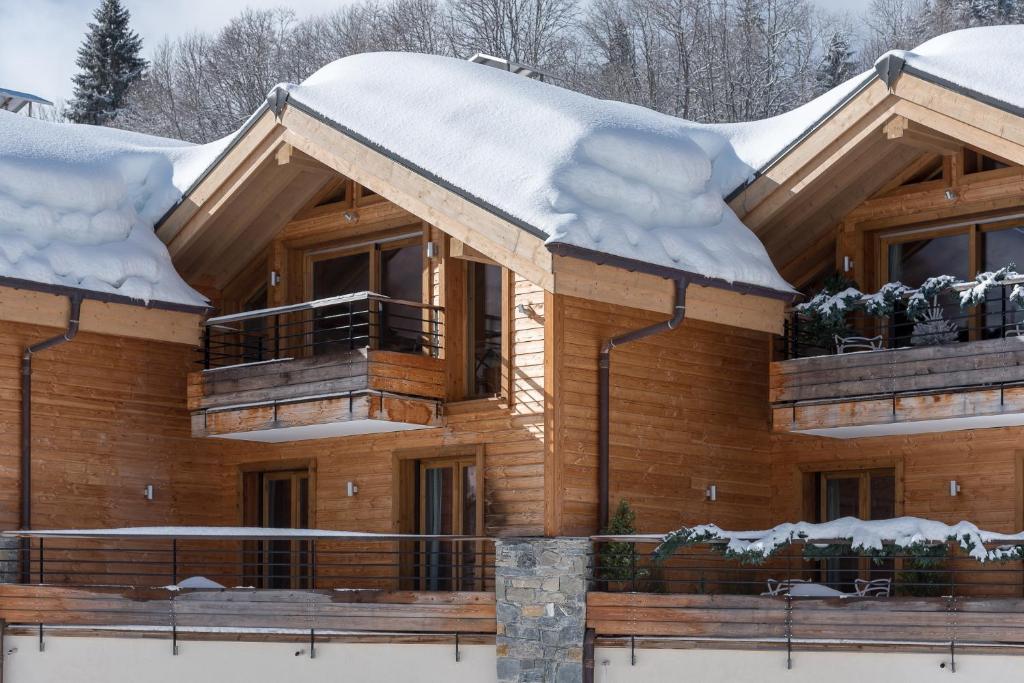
[
  {"left": 68, "top": 0, "right": 147, "bottom": 125},
  {"left": 814, "top": 31, "right": 857, "bottom": 96}
]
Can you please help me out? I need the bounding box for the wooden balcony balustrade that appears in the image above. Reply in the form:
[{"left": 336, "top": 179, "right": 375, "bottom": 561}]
[
  {"left": 772, "top": 281, "right": 1024, "bottom": 437},
  {"left": 0, "top": 529, "right": 495, "bottom": 642},
  {"left": 587, "top": 536, "right": 1024, "bottom": 657},
  {"left": 188, "top": 292, "right": 445, "bottom": 440}
]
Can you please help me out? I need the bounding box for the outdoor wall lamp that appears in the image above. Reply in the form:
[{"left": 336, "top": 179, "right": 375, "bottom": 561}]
[
  {"left": 426, "top": 241, "right": 439, "bottom": 259},
  {"left": 705, "top": 484, "right": 717, "bottom": 502},
  {"left": 143, "top": 484, "right": 154, "bottom": 501},
  {"left": 944, "top": 189, "right": 958, "bottom": 201},
  {"left": 347, "top": 481, "right": 359, "bottom": 497},
  {"left": 343, "top": 210, "right": 359, "bottom": 223},
  {"left": 950, "top": 480, "right": 961, "bottom": 496}
]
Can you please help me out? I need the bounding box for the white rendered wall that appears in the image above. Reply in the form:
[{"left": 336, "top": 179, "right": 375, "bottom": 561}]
[
  {"left": 4, "top": 635, "right": 497, "bottom": 683},
  {"left": 595, "top": 646, "right": 1024, "bottom": 682}
]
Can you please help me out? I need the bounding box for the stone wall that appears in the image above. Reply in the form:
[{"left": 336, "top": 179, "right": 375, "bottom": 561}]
[{"left": 494, "top": 537, "right": 590, "bottom": 683}]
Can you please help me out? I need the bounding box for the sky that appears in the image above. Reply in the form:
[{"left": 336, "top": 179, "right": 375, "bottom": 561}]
[{"left": 0, "top": 0, "right": 873, "bottom": 106}]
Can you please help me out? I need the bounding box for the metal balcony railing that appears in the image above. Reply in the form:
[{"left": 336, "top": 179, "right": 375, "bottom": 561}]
[{"left": 198, "top": 292, "right": 444, "bottom": 370}]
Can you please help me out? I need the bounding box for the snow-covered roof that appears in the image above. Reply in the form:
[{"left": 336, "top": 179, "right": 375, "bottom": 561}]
[
  {"left": 277, "top": 53, "right": 795, "bottom": 295},
  {"left": 0, "top": 111, "right": 222, "bottom": 307},
  {"left": 717, "top": 26, "right": 1024, "bottom": 195},
  {"left": 0, "top": 86, "right": 53, "bottom": 112}
]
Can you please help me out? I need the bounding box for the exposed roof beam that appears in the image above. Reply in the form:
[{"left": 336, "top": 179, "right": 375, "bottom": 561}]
[{"left": 882, "top": 115, "right": 961, "bottom": 155}]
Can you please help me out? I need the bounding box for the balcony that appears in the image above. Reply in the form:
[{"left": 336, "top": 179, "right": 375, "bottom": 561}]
[
  {"left": 0, "top": 528, "right": 495, "bottom": 645},
  {"left": 771, "top": 278, "right": 1024, "bottom": 437},
  {"left": 188, "top": 292, "right": 445, "bottom": 441}
]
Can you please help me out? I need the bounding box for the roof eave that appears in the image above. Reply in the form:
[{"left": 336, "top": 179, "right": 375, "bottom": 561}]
[{"left": 546, "top": 242, "right": 797, "bottom": 303}]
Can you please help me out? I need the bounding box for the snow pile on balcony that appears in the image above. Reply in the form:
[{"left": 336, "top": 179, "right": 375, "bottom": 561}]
[
  {"left": 657, "top": 517, "right": 1024, "bottom": 563},
  {"left": 0, "top": 111, "right": 219, "bottom": 306},
  {"left": 283, "top": 53, "right": 793, "bottom": 294}
]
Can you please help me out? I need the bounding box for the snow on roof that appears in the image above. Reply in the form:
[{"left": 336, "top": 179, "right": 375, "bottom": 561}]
[
  {"left": 0, "top": 111, "right": 223, "bottom": 307},
  {"left": 713, "top": 26, "right": 1024, "bottom": 193},
  {"left": 282, "top": 53, "right": 794, "bottom": 294},
  {"left": 0, "top": 86, "right": 53, "bottom": 112},
  {"left": 886, "top": 26, "right": 1024, "bottom": 115}
]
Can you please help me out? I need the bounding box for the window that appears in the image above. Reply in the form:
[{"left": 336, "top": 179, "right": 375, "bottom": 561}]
[
  {"left": 241, "top": 285, "right": 268, "bottom": 363},
  {"left": 380, "top": 243, "right": 424, "bottom": 352},
  {"left": 467, "top": 262, "right": 503, "bottom": 397},
  {"left": 879, "top": 220, "right": 1024, "bottom": 342},
  {"left": 305, "top": 233, "right": 425, "bottom": 356}
]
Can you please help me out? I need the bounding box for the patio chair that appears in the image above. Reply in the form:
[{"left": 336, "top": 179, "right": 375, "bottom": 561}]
[
  {"left": 853, "top": 578, "right": 891, "bottom": 597},
  {"left": 761, "top": 578, "right": 810, "bottom": 596},
  {"left": 834, "top": 334, "right": 884, "bottom": 354}
]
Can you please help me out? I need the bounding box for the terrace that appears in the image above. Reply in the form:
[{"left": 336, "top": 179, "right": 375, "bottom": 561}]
[
  {"left": 772, "top": 274, "right": 1024, "bottom": 437},
  {"left": 3, "top": 521, "right": 1024, "bottom": 665}
]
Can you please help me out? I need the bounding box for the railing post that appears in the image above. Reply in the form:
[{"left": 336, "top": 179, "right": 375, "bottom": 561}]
[
  {"left": 203, "top": 326, "right": 211, "bottom": 369},
  {"left": 348, "top": 301, "right": 354, "bottom": 351},
  {"left": 274, "top": 314, "right": 280, "bottom": 360},
  {"left": 1001, "top": 285, "right": 1008, "bottom": 339}
]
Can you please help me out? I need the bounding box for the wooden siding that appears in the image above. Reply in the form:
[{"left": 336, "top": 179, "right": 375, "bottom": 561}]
[
  {"left": 189, "top": 350, "right": 446, "bottom": 412},
  {"left": 547, "top": 295, "right": 774, "bottom": 536},
  {"left": 0, "top": 585, "right": 496, "bottom": 634},
  {"left": 587, "top": 592, "right": 1024, "bottom": 649},
  {"left": 0, "top": 322, "right": 231, "bottom": 532},
  {"left": 770, "top": 338, "right": 1024, "bottom": 404}
]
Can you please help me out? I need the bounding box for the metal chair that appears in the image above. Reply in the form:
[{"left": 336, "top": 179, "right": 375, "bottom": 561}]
[
  {"left": 834, "top": 334, "right": 884, "bottom": 354},
  {"left": 853, "top": 578, "right": 891, "bottom": 597},
  {"left": 761, "top": 578, "right": 810, "bottom": 596}
]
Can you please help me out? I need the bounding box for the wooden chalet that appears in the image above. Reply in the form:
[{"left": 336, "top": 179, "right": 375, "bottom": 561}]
[{"left": 5, "top": 29, "right": 1024, "bottom": 682}]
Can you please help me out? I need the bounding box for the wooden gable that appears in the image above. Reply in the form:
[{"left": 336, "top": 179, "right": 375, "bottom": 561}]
[
  {"left": 158, "top": 102, "right": 788, "bottom": 334},
  {"left": 731, "top": 74, "right": 1024, "bottom": 290}
]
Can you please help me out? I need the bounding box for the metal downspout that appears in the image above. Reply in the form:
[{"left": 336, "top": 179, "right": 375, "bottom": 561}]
[
  {"left": 598, "top": 279, "right": 687, "bottom": 530},
  {"left": 20, "top": 295, "right": 82, "bottom": 582}
]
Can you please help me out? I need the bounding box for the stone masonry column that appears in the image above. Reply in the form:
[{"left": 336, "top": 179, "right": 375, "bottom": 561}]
[
  {"left": 495, "top": 537, "right": 590, "bottom": 683},
  {"left": 0, "top": 536, "right": 19, "bottom": 584}
]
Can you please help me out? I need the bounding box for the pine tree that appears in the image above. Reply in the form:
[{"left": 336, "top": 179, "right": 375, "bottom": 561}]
[
  {"left": 67, "top": 0, "right": 147, "bottom": 125},
  {"left": 814, "top": 31, "right": 856, "bottom": 97}
]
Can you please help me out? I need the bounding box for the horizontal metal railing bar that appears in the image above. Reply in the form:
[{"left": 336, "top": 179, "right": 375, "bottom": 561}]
[
  {"left": 206, "top": 292, "right": 442, "bottom": 327},
  {"left": 6, "top": 531, "right": 496, "bottom": 541}
]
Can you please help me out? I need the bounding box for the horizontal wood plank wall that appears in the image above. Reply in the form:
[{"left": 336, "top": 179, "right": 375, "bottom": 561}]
[
  {"left": 0, "top": 321, "right": 235, "bottom": 531},
  {"left": 771, "top": 428, "right": 1024, "bottom": 533},
  {"left": 550, "top": 295, "right": 774, "bottom": 536},
  {"left": 0, "top": 585, "right": 496, "bottom": 634}
]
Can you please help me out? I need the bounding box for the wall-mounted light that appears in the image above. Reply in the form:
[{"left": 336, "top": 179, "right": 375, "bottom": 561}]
[
  {"left": 843, "top": 255, "right": 855, "bottom": 272},
  {"left": 426, "top": 241, "right": 438, "bottom": 259},
  {"left": 515, "top": 303, "right": 534, "bottom": 317},
  {"left": 270, "top": 270, "right": 281, "bottom": 287},
  {"left": 343, "top": 210, "right": 359, "bottom": 223},
  {"left": 944, "top": 189, "right": 958, "bottom": 201},
  {"left": 347, "top": 481, "right": 359, "bottom": 497},
  {"left": 705, "top": 484, "right": 717, "bottom": 502},
  {"left": 143, "top": 484, "right": 154, "bottom": 501},
  {"left": 949, "top": 480, "right": 961, "bottom": 497}
]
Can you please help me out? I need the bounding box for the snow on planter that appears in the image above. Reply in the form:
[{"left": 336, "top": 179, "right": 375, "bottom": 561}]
[
  {"left": 280, "top": 53, "right": 794, "bottom": 294},
  {"left": 0, "top": 111, "right": 222, "bottom": 306},
  {"left": 655, "top": 516, "right": 1024, "bottom": 564}
]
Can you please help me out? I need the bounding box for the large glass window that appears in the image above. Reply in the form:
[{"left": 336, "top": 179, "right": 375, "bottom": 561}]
[
  {"left": 982, "top": 225, "right": 1024, "bottom": 335},
  {"left": 380, "top": 244, "right": 424, "bottom": 352},
  {"left": 886, "top": 232, "right": 969, "bottom": 346},
  {"left": 467, "top": 263, "right": 503, "bottom": 397},
  {"left": 311, "top": 251, "right": 371, "bottom": 354}
]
